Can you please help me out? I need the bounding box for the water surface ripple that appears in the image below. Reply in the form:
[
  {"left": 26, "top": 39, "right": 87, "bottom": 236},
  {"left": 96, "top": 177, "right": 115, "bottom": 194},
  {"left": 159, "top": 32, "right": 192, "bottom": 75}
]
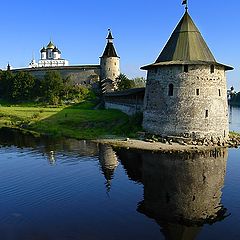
[{"left": 0, "top": 107, "right": 238, "bottom": 239}]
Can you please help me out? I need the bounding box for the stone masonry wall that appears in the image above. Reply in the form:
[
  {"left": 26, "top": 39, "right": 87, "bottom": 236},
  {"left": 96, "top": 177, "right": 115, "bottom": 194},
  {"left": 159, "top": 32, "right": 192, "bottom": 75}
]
[
  {"left": 143, "top": 64, "right": 229, "bottom": 141},
  {"left": 12, "top": 66, "right": 101, "bottom": 86},
  {"left": 105, "top": 102, "right": 143, "bottom": 116},
  {"left": 100, "top": 57, "right": 120, "bottom": 81}
]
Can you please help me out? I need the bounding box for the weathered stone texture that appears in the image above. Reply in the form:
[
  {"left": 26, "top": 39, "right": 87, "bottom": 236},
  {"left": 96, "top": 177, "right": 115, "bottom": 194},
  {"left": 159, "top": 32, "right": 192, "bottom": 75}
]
[
  {"left": 143, "top": 65, "right": 229, "bottom": 140},
  {"left": 105, "top": 102, "right": 143, "bottom": 116},
  {"left": 12, "top": 66, "right": 101, "bottom": 86},
  {"left": 104, "top": 88, "right": 145, "bottom": 115},
  {"left": 100, "top": 57, "right": 120, "bottom": 82}
]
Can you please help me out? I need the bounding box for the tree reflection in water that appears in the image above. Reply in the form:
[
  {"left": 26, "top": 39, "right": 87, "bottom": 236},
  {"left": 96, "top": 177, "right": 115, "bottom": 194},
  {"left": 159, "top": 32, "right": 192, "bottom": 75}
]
[{"left": 0, "top": 127, "right": 98, "bottom": 165}]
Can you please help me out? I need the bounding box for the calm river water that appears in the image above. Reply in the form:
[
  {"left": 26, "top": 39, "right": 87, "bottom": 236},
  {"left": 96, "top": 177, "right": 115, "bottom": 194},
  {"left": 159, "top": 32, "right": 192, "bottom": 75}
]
[{"left": 0, "top": 107, "right": 239, "bottom": 240}]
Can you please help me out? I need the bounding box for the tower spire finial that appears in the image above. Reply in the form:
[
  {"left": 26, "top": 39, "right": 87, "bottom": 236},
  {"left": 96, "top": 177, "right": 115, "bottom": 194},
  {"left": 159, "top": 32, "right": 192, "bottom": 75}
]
[
  {"left": 182, "top": 0, "right": 188, "bottom": 11},
  {"left": 106, "top": 28, "right": 114, "bottom": 43}
]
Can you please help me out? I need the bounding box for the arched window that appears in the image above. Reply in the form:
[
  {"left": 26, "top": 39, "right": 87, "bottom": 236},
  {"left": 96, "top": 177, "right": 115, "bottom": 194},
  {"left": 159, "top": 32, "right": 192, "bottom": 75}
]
[{"left": 168, "top": 84, "right": 174, "bottom": 96}]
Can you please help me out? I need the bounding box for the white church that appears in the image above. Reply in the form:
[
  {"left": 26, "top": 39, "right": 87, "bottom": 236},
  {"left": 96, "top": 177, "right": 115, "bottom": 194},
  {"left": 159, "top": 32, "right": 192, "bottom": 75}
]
[{"left": 29, "top": 41, "right": 69, "bottom": 68}]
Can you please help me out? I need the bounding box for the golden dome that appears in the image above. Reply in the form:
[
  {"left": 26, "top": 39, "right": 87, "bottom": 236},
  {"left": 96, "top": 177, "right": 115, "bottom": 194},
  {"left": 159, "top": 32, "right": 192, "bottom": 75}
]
[{"left": 47, "top": 41, "right": 55, "bottom": 49}]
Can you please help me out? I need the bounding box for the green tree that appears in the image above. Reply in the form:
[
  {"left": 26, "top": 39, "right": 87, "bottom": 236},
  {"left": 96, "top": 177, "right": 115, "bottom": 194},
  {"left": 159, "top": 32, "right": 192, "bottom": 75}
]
[
  {"left": 67, "top": 85, "right": 91, "bottom": 102},
  {"left": 230, "top": 92, "right": 240, "bottom": 106},
  {"left": 0, "top": 70, "right": 14, "bottom": 100},
  {"left": 61, "top": 76, "right": 91, "bottom": 103},
  {"left": 40, "top": 71, "right": 64, "bottom": 104},
  {"left": 131, "top": 77, "right": 146, "bottom": 88},
  {"left": 116, "top": 73, "right": 135, "bottom": 91},
  {"left": 11, "top": 71, "right": 35, "bottom": 101}
]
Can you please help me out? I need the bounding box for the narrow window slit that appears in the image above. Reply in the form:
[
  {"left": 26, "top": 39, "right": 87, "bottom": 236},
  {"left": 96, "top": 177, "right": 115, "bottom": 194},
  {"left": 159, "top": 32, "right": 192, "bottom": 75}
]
[
  {"left": 210, "top": 65, "right": 215, "bottom": 73},
  {"left": 168, "top": 84, "right": 174, "bottom": 96},
  {"left": 205, "top": 110, "right": 209, "bottom": 118}
]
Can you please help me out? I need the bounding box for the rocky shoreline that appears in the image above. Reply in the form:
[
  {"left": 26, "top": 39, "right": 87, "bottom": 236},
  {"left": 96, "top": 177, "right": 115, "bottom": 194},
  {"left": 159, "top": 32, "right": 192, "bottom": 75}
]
[
  {"left": 1, "top": 126, "right": 239, "bottom": 153},
  {"left": 96, "top": 132, "right": 240, "bottom": 153},
  {"left": 141, "top": 132, "right": 240, "bottom": 148}
]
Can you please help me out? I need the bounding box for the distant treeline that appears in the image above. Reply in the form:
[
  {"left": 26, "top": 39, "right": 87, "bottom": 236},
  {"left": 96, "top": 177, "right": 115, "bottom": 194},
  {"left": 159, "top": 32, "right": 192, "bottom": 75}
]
[
  {"left": 116, "top": 73, "right": 146, "bottom": 90},
  {"left": 229, "top": 92, "right": 240, "bottom": 107},
  {"left": 0, "top": 70, "right": 92, "bottom": 105}
]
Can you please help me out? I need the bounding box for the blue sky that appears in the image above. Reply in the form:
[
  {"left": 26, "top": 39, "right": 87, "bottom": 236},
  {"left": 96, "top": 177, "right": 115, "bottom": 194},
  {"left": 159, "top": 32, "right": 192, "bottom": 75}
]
[{"left": 0, "top": 0, "right": 239, "bottom": 90}]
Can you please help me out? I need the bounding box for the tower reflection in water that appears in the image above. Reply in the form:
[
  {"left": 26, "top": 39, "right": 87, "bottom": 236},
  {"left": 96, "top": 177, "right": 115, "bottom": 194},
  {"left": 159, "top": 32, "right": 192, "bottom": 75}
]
[
  {"left": 98, "top": 144, "right": 119, "bottom": 192},
  {"left": 118, "top": 148, "right": 229, "bottom": 240}
]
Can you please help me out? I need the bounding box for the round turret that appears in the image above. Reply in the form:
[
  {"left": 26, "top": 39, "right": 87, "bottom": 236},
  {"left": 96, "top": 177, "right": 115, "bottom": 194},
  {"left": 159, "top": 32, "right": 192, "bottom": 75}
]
[
  {"left": 143, "top": 64, "right": 229, "bottom": 141},
  {"left": 100, "top": 29, "right": 120, "bottom": 92},
  {"left": 141, "top": 11, "right": 233, "bottom": 141}
]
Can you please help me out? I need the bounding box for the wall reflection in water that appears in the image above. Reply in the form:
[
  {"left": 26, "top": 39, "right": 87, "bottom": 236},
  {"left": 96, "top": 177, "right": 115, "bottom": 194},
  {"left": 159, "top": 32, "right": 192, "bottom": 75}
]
[
  {"left": 98, "top": 144, "right": 119, "bottom": 191},
  {"left": 118, "top": 149, "right": 229, "bottom": 240}
]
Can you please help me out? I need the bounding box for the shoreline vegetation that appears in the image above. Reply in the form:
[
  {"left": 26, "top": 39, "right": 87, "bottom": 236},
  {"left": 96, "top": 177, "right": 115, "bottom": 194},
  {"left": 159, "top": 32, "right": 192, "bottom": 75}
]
[
  {"left": 0, "top": 99, "right": 239, "bottom": 152},
  {"left": 0, "top": 100, "right": 142, "bottom": 140}
]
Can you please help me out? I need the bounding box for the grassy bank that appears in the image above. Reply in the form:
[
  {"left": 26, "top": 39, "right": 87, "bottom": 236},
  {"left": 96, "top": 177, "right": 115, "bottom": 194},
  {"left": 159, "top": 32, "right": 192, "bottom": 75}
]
[
  {"left": 0, "top": 101, "right": 142, "bottom": 139},
  {"left": 230, "top": 131, "right": 240, "bottom": 137}
]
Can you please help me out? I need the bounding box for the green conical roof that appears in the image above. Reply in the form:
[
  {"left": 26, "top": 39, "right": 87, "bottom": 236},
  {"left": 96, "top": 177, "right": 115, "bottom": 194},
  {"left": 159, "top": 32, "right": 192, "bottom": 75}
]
[
  {"left": 141, "top": 11, "right": 233, "bottom": 70},
  {"left": 156, "top": 11, "right": 215, "bottom": 63}
]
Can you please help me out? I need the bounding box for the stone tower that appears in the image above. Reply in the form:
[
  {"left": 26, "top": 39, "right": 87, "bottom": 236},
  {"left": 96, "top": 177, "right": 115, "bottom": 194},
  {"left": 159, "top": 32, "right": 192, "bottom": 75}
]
[
  {"left": 141, "top": 10, "right": 233, "bottom": 141},
  {"left": 100, "top": 29, "right": 120, "bottom": 92}
]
